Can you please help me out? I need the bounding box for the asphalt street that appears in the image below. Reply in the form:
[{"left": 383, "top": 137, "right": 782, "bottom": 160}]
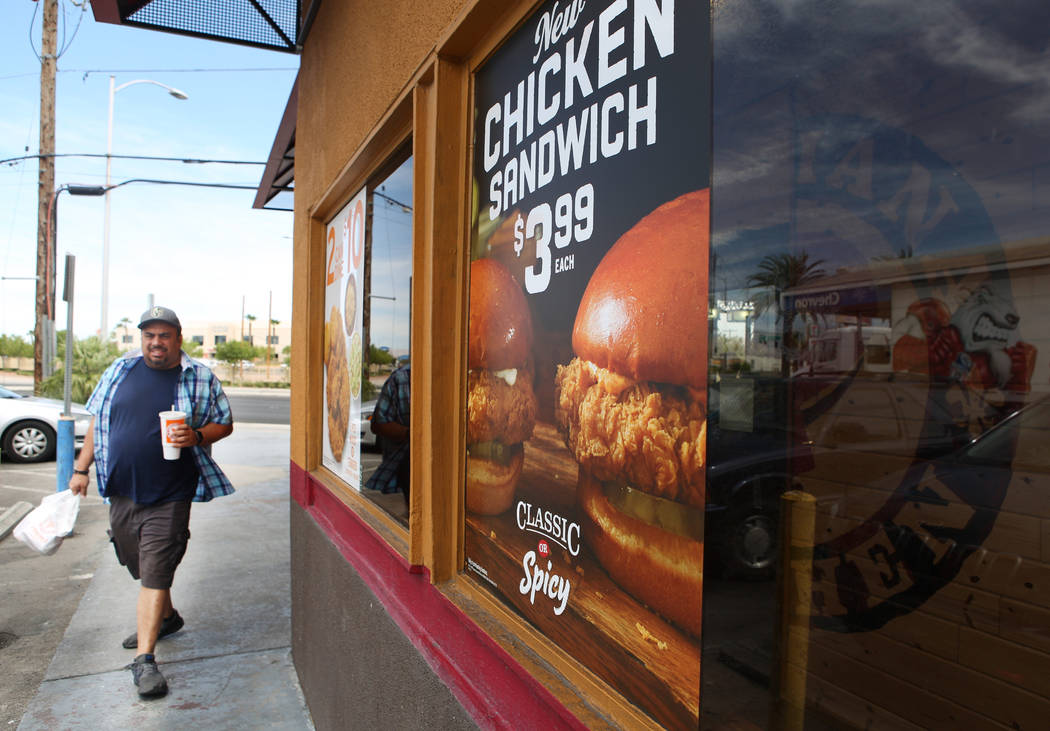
[
  {"left": 2, "top": 384, "right": 292, "bottom": 427},
  {"left": 224, "top": 388, "right": 290, "bottom": 425},
  {"left": 0, "top": 462, "right": 110, "bottom": 728}
]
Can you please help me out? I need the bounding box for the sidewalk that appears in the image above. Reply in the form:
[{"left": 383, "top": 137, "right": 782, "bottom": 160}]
[{"left": 17, "top": 424, "right": 313, "bottom": 730}]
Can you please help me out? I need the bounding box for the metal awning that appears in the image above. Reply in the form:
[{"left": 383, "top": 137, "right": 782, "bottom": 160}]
[
  {"left": 254, "top": 76, "right": 297, "bottom": 210},
  {"left": 91, "top": 0, "right": 320, "bottom": 54}
]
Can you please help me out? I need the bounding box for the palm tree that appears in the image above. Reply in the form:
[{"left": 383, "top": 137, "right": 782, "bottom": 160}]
[
  {"left": 747, "top": 252, "right": 826, "bottom": 373},
  {"left": 269, "top": 319, "right": 280, "bottom": 358},
  {"left": 245, "top": 314, "right": 257, "bottom": 345},
  {"left": 117, "top": 316, "right": 133, "bottom": 347},
  {"left": 747, "top": 251, "right": 827, "bottom": 321}
]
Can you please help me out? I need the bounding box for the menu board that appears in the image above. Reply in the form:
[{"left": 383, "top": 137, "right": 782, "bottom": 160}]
[
  {"left": 322, "top": 188, "right": 368, "bottom": 488},
  {"left": 464, "top": 1, "right": 711, "bottom": 727}
]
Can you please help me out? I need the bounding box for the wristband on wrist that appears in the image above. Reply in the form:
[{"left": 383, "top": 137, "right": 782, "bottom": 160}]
[
  {"left": 73, "top": 468, "right": 89, "bottom": 476},
  {"left": 194, "top": 429, "right": 204, "bottom": 445}
]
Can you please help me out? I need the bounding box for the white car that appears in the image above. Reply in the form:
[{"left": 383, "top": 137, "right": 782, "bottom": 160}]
[
  {"left": 0, "top": 387, "right": 92, "bottom": 463},
  {"left": 360, "top": 399, "right": 379, "bottom": 449}
]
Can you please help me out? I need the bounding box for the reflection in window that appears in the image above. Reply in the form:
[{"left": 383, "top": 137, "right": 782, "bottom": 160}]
[
  {"left": 360, "top": 150, "right": 412, "bottom": 526},
  {"left": 964, "top": 397, "right": 1050, "bottom": 473},
  {"left": 706, "top": 2, "right": 1050, "bottom": 729}
]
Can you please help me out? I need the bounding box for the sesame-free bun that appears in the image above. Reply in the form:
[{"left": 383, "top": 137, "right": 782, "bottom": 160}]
[
  {"left": 465, "top": 449, "right": 524, "bottom": 515},
  {"left": 469, "top": 258, "right": 534, "bottom": 371},
  {"left": 578, "top": 469, "right": 703, "bottom": 637},
  {"left": 572, "top": 190, "right": 709, "bottom": 391}
]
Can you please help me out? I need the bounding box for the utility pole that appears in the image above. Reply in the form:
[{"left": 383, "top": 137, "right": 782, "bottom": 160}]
[{"left": 34, "top": 0, "right": 58, "bottom": 392}]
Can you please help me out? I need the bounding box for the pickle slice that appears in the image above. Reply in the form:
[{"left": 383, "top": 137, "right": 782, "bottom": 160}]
[
  {"left": 602, "top": 482, "right": 704, "bottom": 541},
  {"left": 467, "top": 440, "right": 519, "bottom": 465}
]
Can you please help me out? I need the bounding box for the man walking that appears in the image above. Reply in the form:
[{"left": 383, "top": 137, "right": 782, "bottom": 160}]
[{"left": 69, "top": 306, "right": 234, "bottom": 698}]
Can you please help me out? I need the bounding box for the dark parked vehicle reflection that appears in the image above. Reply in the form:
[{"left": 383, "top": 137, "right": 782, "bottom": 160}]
[{"left": 706, "top": 375, "right": 998, "bottom": 578}]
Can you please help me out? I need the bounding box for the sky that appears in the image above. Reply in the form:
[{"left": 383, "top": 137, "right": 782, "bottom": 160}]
[
  {"left": 0, "top": 0, "right": 298, "bottom": 340},
  {"left": 368, "top": 157, "right": 414, "bottom": 355}
]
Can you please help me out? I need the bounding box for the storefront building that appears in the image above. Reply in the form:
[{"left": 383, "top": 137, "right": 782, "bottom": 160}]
[{"left": 96, "top": 1, "right": 1050, "bottom": 728}]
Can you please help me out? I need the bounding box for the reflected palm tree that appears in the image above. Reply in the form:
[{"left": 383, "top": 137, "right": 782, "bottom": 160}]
[
  {"left": 747, "top": 251, "right": 827, "bottom": 321},
  {"left": 117, "top": 316, "right": 132, "bottom": 345},
  {"left": 748, "top": 252, "right": 826, "bottom": 373}
]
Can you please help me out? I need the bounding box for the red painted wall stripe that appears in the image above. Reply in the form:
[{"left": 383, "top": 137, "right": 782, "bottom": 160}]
[{"left": 290, "top": 461, "right": 588, "bottom": 731}]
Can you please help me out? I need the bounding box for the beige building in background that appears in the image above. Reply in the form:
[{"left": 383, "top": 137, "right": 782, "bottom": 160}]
[{"left": 115, "top": 319, "right": 293, "bottom": 359}]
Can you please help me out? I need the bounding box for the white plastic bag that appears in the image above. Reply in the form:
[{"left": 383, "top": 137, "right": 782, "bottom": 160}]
[{"left": 13, "top": 490, "right": 81, "bottom": 555}]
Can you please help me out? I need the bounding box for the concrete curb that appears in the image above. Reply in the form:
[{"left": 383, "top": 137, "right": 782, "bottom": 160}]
[{"left": 0, "top": 500, "right": 34, "bottom": 541}]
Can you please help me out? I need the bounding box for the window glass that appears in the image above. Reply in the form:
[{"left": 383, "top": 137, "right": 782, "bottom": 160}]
[
  {"left": 319, "top": 150, "right": 412, "bottom": 524},
  {"left": 361, "top": 154, "right": 412, "bottom": 525},
  {"left": 706, "top": 2, "right": 1050, "bottom": 728}
]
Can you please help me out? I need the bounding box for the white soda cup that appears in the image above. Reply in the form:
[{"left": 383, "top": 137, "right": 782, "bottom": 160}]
[{"left": 159, "top": 410, "right": 187, "bottom": 460}]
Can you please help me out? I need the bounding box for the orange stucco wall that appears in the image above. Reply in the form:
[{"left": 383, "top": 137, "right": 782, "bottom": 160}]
[{"left": 290, "top": 0, "right": 468, "bottom": 467}]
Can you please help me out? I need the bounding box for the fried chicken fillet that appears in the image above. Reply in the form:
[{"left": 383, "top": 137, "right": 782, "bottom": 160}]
[
  {"left": 555, "top": 358, "right": 705, "bottom": 508},
  {"left": 467, "top": 369, "right": 538, "bottom": 447}
]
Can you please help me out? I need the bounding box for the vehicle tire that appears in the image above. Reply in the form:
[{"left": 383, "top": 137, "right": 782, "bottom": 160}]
[
  {"left": 714, "top": 503, "right": 779, "bottom": 580},
  {"left": 2, "top": 420, "right": 57, "bottom": 463}
]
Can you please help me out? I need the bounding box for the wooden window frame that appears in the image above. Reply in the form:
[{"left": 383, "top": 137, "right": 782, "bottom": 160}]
[{"left": 300, "top": 90, "right": 416, "bottom": 556}]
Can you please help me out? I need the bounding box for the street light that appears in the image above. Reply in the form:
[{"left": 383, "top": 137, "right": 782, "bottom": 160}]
[{"left": 101, "top": 76, "right": 189, "bottom": 338}]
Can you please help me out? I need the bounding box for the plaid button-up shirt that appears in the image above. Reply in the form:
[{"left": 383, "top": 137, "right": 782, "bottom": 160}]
[
  {"left": 365, "top": 365, "right": 410, "bottom": 494},
  {"left": 85, "top": 350, "right": 235, "bottom": 502}
]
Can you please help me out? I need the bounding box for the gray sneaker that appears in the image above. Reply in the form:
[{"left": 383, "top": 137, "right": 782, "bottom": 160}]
[
  {"left": 123, "top": 610, "right": 184, "bottom": 649},
  {"left": 130, "top": 654, "right": 168, "bottom": 698}
]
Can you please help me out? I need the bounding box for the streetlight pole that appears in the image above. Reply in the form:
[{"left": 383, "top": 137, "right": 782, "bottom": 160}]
[{"left": 102, "top": 77, "right": 188, "bottom": 338}]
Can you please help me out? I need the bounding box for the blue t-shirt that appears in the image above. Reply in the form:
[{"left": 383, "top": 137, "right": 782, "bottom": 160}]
[{"left": 106, "top": 360, "right": 199, "bottom": 505}]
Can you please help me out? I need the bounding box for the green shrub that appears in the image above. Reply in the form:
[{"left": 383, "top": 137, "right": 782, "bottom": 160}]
[{"left": 39, "top": 336, "right": 122, "bottom": 403}]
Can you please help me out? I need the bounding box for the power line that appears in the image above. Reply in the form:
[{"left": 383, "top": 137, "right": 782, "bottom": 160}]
[
  {"left": 0, "top": 68, "right": 299, "bottom": 82},
  {"left": 1, "top": 153, "right": 266, "bottom": 167},
  {"left": 374, "top": 190, "right": 412, "bottom": 212},
  {"left": 108, "top": 178, "right": 262, "bottom": 192},
  {"left": 56, "top": 0, "right": 88, "bottom": 58},
  {"left": 26, "top": 0, "right": 87, "bottom": 63},
  {"left": 69, "top": 67, "right": 298, "bottom": 74}
]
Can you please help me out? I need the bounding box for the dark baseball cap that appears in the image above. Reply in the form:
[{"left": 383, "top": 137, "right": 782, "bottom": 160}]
[{"left": 138, "top": 306, "right": 181, "bottom": 330}]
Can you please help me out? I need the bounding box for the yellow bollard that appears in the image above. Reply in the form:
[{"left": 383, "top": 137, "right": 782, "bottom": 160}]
[{"left": 769, "top": 490, "right": 817, "bottom": 730}]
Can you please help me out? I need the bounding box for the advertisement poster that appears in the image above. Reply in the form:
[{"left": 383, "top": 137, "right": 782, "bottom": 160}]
[
  {"left": 322, "top": 187, "right": 367, "bottom": 489},
  {"left": 464, "top": 1, "right": 710, "bottom": 726}
]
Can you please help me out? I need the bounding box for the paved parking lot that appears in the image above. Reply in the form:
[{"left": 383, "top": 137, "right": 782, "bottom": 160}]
[{"left": 0, "top": 461, "right": 110, "bottom": 727}]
